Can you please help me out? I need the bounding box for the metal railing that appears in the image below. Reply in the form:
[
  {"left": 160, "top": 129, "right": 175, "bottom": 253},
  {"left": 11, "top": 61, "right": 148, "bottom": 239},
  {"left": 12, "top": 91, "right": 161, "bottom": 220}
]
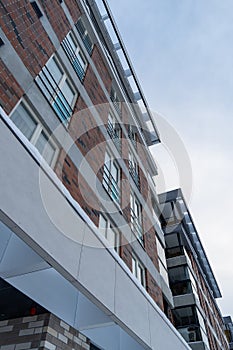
[
  {"left": 102, "top": 164, "right": 120, "bottom": 203},
  {"left": 130, "top": 208, "right": 143, "bottom": 245},
  {"left": 36, "top": 66, "right": 73, "bottom": 124},
  {"left": 61, "top": 37, "right": 86, "bottom": 81},
  {"left": 107, "top": 122, "right": 121, "bottom": 152},
  {"left": 76, "top": 19, "right": 93, "bottom": 55},
  {"left": 129, "top": 160, "right": 140, "bottom": 190}
]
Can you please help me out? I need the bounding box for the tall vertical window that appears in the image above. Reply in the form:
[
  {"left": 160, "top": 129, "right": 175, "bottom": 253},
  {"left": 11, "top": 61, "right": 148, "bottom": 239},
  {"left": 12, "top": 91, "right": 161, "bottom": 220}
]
[
  {"left": 76, "top": 18, "right": 93, "bottom": 55},
  {"left": 10, "top": 102, "right": 58, "bottom": 166},
  {"left": 129, "top": 150, "right": 140, "bottom": 189},
  {"left": 156, "top": 237, "right": 169, "bottom": 285},
  {"left": 102, "top": 151, "right": 120, "bottom": 203},
  {"left": 107, "top": 113, "right": 121, "bottom": 152},
  {"left": 36, "top": 56, "right": 77, "bottom": 124},
  {"left": 130, "top": 192, "right": 143, "bottom": 244},
  {"left": 110, "top": 87, "right": 121, "bottom": 116},
  {"left": 128, "top": 125, "right": 137, "bottom": 149},
  {"left": 61, "top": 32, "right": 87, "bottom": 81},
  {"left": 99, "top": 214, "right": 120, "bottom": 253},
  {"left": 132, "top": 254, "right": 146, "bottom": 287}
]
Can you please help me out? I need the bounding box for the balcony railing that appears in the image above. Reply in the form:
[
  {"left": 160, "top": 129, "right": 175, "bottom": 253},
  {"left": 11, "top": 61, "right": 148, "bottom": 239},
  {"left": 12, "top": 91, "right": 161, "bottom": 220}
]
[
  {"left": 36, "top": 67, "right": 72, "bottom": 124},
  {"left": 131, "top": 208, "right": 143, "bottom": 245},
  {"left": 107, "top": 122, "right": 121, "bottom": 152},
  {"left": 170, "top": 280, "right": 193, "bottom": 296},
  {"left": 178, "top": 326, "right": 202, "bottom": 343},
  {"left": 166, "top": 245, "right": 184, "bottom": 259},
  {"left": 102, "top": 164, "right": 120, "bottom": 203},
  {"left": 129, "top": 160, "right": 140, "bottom": 190},
  {"left": 75, "top": 19, "right": 93, "bottom": 55},
  {"left": 61, "top": 37, "right": 85, "bottom": 81}
]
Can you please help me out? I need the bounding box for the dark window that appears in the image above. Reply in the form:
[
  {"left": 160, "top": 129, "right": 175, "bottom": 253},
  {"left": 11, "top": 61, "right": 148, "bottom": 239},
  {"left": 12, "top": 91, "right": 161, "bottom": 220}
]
[{"left": 30, "top": 1, "right": 43, "bottom": 18}]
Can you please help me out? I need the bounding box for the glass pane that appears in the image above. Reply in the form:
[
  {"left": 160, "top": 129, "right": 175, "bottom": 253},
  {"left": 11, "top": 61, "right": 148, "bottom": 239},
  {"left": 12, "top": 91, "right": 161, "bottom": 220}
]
[
  {"left": 166, "top": 233, "right": 179, "bottom": 248},
  {"left": 53, "top": 92, "right": 72, "bottom": 122},
  {"left": 99, "top": 214, "right": 108, "bottom": 239},
  {"left": 111, "top": 162, "right": 118, "bottom": 183},
  {"left": 47, "top": 57, "right": 63, "bottom": 85},
  {"left": 67, "top": 33, "right": 77, "bottom": 52},
  {"left": 138, "top": 264, "right": 144, "bottom": 286},
  {"left": 169, "top": 266, "right": 188, "bottom": 283},
  {"left": 132, "top": 257, "right": 137, "bottom": 277},
  {"left": 108, "top": 227, "right": 115, "bottom": 247},
  {"left": 77, "top": 51, "right": 86, "bottom": 70},
  {"left": 35, "top": 131, "right": 56, "bottom": 165},
  {"left": 156, "top": 238, "right": 167, "bottom": 266},
  {"left": 62, "top": 80, "right": 75, "bottom": 105},
  {"left": 11, "top": 104, "right": 37, "bottom": 140}
]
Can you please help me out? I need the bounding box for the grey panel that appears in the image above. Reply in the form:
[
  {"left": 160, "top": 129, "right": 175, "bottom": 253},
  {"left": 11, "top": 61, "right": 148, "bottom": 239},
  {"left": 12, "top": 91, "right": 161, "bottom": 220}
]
[
  {"left": 6, "top": 268, "right": 79, "bottom": 327},
  {"left": 0, "top": 220, "right": 12, "bottom": 263},
  {"left": 148, "top": 303, "right": 191, "bottom": 350},
  {"left": 78, "top": 225, "right": 116, "bottom": 314},
  {"left": 114, "top": 263, "right": 151, "bottom": 346},
  {"left": 0, "top": 226, "right": 49, "bottom": 278}
]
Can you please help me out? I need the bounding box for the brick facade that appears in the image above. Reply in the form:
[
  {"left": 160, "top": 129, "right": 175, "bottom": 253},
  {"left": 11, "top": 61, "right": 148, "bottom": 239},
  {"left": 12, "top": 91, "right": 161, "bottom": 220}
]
[{"left": 0, "top": 313, "right": 91, "bottom": 350}]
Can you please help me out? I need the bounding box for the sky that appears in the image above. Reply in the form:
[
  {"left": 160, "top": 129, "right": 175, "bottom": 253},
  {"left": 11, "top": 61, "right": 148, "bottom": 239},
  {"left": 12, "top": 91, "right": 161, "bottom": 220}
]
[{"left": 106, "top": 0, "right": 233, "bottom": 317}]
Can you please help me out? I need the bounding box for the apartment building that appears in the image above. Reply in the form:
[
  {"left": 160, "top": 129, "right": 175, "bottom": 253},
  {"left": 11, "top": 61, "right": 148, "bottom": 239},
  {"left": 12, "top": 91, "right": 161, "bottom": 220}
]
[
  {"left": 0, "top": 0, "right": 228, "bottom": 349},
  {"left": 224, "top": 316, "right": 233, "bottom": 349},
  {"left": 159, "top": 189, "right": 229, "bottom": 350}
]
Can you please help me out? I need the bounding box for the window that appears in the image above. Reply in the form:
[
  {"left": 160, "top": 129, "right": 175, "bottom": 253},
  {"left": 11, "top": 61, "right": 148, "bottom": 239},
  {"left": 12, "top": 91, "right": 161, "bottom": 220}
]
[
  {"left": 76, "top": 18, "right": 93, "bottom": 55},
  {"left": 110, "top": 87, "right": 121, "bottom": 116},
  {"left": 10, "top": 102, "right": 58, "bottom": 166},
  {"left": 30, "top": 1, "right": 43, "bottom": 18},
  {"left": 61, "top": 32, "right": 87, "bottom": 81},
  {"left": 128, "top": 125, "right": 137, "bottom": 148},
  {"left": 107, "top": 113, "right": 121, "bottom": 152},
  {"left": 129, "top": 150, "right": 140, "bottom": 189},
  {"left": 130, "top": 192, "right": 143, "bottom": 244},
  {"left": 156, "top": 237, "right": 169, "bottom": 285},
  {"left": 132, "top": 254, "right": 146, "bottom": 287},
  {"left": 99, "top": 214, "right": 120, "bottom": 253},
  {"left": 36, "top": 56, "right": 76, "bottom": 124},
  {"left": 102, "top": 151, "right": 120, "bottom": 203}
]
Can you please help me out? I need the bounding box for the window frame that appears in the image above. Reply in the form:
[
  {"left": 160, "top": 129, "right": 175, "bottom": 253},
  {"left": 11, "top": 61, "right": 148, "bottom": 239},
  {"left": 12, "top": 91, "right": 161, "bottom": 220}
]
[
  {"left": 130, "top": 191, "right": 143, "bottom": 245},
  {"left": 129, "top": 149, "right": 140, "bottom": 189},
  {"left": 102, "top": 150, "right": 121, "bottom": 203},
  {"left": 98, "top": 213, "right": 120, "bottom": 253},
  {"left": 10, "top": 100, "right": 59, "bottom": 167},
  {"left": 132, "top": 253, "right": 146, "bottom": 287},
  {"left": 36, "top": 55, "right": 78, "bottom": 125}
]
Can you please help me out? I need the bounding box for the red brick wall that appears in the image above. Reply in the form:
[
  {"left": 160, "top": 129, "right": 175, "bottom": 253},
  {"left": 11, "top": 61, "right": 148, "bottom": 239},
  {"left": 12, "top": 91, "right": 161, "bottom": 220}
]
[
  {"left": 65, "top": 0, "right": 82, "bottom": 23},
  {"left": 0, "top": 0, "right": 55, "bottom": 77},
  {"left": 83, "top": 59, "right": 109, "bottom": 105},
  {"left": 92, "top": 45, "right": 112, "bottom": 93},
  {"left": 146, "top": 271, "right": 164, "bottom": 310},
  {"left": 0, "top": 59, "right": 24, "bottom": 114},
  {"left": 38, "top": 0, "right": 71, "bottom": 42},
  {"left": 55, "top": 151, "right": 100, "bottom": 226}
]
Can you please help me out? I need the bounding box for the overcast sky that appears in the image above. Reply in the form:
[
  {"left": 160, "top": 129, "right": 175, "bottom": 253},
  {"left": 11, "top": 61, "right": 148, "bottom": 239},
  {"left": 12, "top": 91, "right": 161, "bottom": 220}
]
[{"left": 107, "top": 0, "right": 233, "bottom": 317}]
